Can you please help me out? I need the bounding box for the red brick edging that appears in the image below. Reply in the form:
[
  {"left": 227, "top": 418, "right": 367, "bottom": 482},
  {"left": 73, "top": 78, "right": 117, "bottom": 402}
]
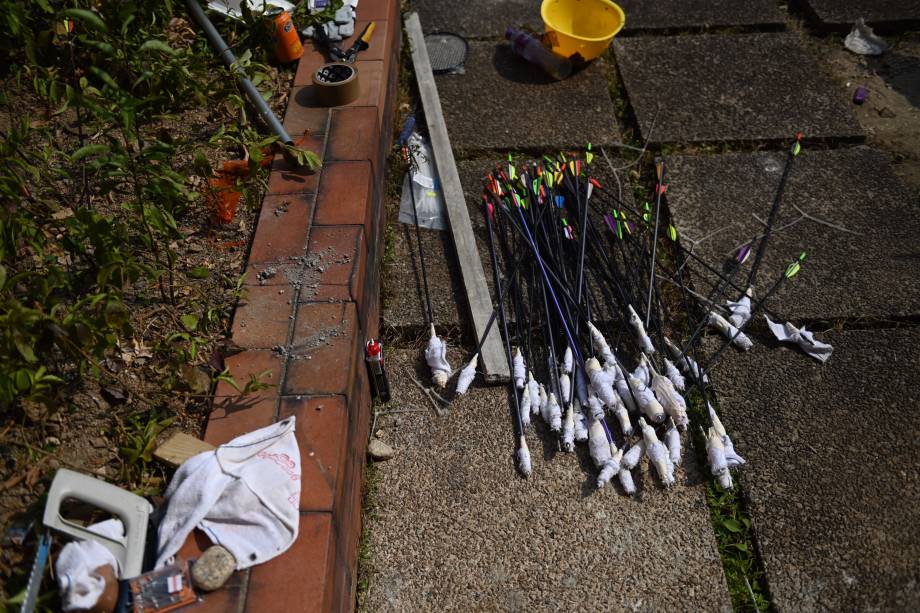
[{"left": 177, "top": 1, "right": 400, "bottom": 609}]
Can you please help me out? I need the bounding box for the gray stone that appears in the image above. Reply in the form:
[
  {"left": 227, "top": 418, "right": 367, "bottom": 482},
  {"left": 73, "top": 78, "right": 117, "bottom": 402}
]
[
  {"left": 803, "top": 0, "right": 920, "bottom": 31},
  {"left": 614, "top": 33, "right": 864, "bottom": 145},
  {"left": 619, "top": 0, "right": 785, "bottom": 31},
  {"left": 436, "top": 42, "right": 620, "bottom": 153},
  {"left": 415, "top": 0, "right": 543, "bottom": 38},
  {"left": 710, "top": 327, "right": 920, "bottom": 611},
  {"left": 368, "top": 438, "right": 396, "bottom": 461},
  {"left": 361, "top": 346, "right": 732, "bottom": 612},
  {"left": 191, "top": 545, "right": 236, "bottom": 592},
  {"left": 666, "top": 147, "right": 920, "bottom": 320}
]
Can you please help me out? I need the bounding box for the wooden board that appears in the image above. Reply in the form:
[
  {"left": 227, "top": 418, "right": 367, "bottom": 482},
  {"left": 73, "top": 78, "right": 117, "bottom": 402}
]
[
  {"left": 154, "top": 432, "right": 215, "bottom": 467},
  {"left": 404, "top": 12, "right": 510, "bottom": 382}
]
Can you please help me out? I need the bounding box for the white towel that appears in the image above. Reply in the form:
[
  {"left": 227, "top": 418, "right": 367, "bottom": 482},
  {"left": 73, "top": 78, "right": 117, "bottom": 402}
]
[
  {"left": 156, "top": 419, "right": 301, "bottom": 570},
  {"left": 764, "top": 316, "right": 834, "bottom": 363},
  {"left": 56, "top": 520, "right": 123, "bottom": 611}
]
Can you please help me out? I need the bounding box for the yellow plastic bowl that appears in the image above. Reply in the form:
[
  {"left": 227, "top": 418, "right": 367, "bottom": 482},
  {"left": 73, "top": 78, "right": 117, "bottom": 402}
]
[{"left": 541, "top": 0, "right": 625, "bottom": 61}]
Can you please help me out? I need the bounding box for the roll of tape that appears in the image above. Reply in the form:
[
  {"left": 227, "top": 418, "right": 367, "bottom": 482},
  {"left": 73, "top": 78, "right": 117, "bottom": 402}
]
[{"left": 312, "top": 62, "right": 360, "bottom": 107}]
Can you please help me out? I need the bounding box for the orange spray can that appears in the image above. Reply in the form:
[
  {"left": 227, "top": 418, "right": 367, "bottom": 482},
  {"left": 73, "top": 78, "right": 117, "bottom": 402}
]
[{"left": 265, "top": 8, "right": 303, "bottom": 63}]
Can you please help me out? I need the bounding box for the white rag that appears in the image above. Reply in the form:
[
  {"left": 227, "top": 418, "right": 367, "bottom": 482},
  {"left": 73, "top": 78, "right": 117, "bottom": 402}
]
[
  {"left": 156, "top": 419, "right": 301, "bottom": 570},
  {"left": 764, "top": 316, "right": 834, "bottom": 363},
  {"left": 56, "top": 519, "right": 123, "bottom": 611}
]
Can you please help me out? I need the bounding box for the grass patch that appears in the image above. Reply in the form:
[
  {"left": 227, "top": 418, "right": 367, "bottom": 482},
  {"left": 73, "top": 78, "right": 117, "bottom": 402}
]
[{"left": 355, "top": 460, "right": 381, "bottom": 611}]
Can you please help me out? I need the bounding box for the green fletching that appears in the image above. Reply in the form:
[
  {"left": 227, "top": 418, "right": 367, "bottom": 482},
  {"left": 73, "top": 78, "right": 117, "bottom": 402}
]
[
  {"left": 792, "top": 141, "right": 801, "bottom": 156},
  {"left": 668, "top": 224, "right": 677, "bottom": 241},
  {"left": 785, "top": 261, "right": 801, "bottom": 278}
]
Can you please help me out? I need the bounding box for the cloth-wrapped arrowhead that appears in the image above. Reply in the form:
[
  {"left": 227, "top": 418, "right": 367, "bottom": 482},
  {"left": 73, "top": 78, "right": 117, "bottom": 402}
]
[
  {"left": 665, "top": 420, "right": 682, "bottom": 466},
  {"left": 538, "top": 383, "right": 548, "bottom": 414},
  {"left": 618, "top": 465, "right": 636, "bottom": 495},
  {"left": 716, "top": 469, "right": 734, "bottom": 489},
  {"left": 614, "top": 406, "right": 632, "bottom": 437},
  {"left": 604, "top": 361, "right": 624, "bottom": 384},
  {"left": 622, "top": 440, "right": 645, "bottom": 470},
  {"left": 640, "top": 418, "right": 675, "bottom": 487},
  {"left": 455, "top": 354, "right": 477, "bottom": 395},
  {"left": 519, "top": 389, "right": 531, "bottom": 427},
  {"left": 545, "top": 393, "right": 562, "bottom": 432},
  {"left": 587, "top": 321, "right": 616, "bottom": 364},
  {"left": 527, "top": 373, "right": 540, "bottom": 416},
  {"left": 615, "top": 377, "right": 638, "bottom": 413},
  {"left": 559, "top": 373, "right": 571, "bottom": 407},
  {"left": 663, "top": 359, "right": 685, "bottom": 392},
  {"left": 561, "top": 405, "right": 575, "bottom": 452},
  {"left": 706, "top": 427, "right": 728, "bottom": 476},
  {"left": 764, "top": 315, "right": 834, "bottom": 363},
  {"left": 628, "top": 304, "right": 656, "bottom": 354},
  {"left": 708, "top": 312, "right": 753, "bottom": 351},
  {"left": 424, "top": 324, "right": 451, "bottom": 388},
  {"left": 513, "top": 348, "right": 526, "bottom": 389},
  {"left": 562, "top": 346, "right": 573, "bottom": 374},
  {"left": 588, "top": 418, "right": 612, "bottom": 468},
  {"left": 632, "top": 358, "right": 650, "bottom": 387},
  {"left": 586, "top": 394, "right": 605, "bottom": 421},
  {"left": 726, "top": 288, "right": 753, "bottom": 328},
  {"left": 651, "top": 374, "right": 688, "bottom": 429},
  {"left": 707, "top": 404, "right": 746, "bottom": 467},
  {"left": 630, "top": 375, "right": 665, "bottom": 424},
  {"left": 586, "top": 357, "right": 618, "bottom": 408},
  {"left": 664, "top": 337, "right": 708, "bottom": 384},
  {"left": 573, "top": 404, "right": 589, "bottom": 442},
  {"left": 517, "top": 435, "right": 532, "bottom": 477}
]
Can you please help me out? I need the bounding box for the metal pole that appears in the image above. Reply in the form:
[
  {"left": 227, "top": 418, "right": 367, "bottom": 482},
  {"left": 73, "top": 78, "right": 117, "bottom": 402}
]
[{"left": 186, "top": 0, "right": 293, "bottom": 144}]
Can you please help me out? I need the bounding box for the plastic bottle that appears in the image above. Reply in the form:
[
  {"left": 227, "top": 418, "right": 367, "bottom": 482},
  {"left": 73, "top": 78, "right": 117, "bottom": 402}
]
[{"left": 505, "top": 27, "right": 572, "bottom": 80}]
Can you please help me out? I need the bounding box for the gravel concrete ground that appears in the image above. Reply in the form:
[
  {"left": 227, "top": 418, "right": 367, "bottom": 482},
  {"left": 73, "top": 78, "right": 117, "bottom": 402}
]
[{"left": 361, "top": 347, "right": 731, "bottom": 612}]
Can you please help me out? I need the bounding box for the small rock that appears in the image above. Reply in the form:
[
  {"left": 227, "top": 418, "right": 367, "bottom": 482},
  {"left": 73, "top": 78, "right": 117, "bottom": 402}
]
[
  {"left": 93, "top": 466, "right": 109, "bottom": 477},
  {"left": 44, "top": 436, "right": 61, "bottom": 447},
  {"left": 367, "top": 438, "right": 395, "bottom": 461},
  {"left": 191, "top": 545, "right": 236, "bottom": 592},
  {"left": 101, "top": 386, "right": 128, "bottom": 405},
  {"left": 92, "top": 437, "right": 107, "bottom": 448},
  {"left": 877, "top": 106, "right": 896, "bottom": 118}
]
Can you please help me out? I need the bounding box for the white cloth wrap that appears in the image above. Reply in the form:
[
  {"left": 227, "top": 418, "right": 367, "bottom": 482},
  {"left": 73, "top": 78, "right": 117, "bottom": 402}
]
[
  {"left": 156, "top": 419, "right": 300, "bottom": 570},
  {"left": 633, "top": 377, "right": 665, "bottom": 424},
  {"left": 709, "top": 312, "right": 753, "bottom": 351},
  {"left": 588, "top": 368, "right": 618, "bottom": 408},
  {"left": 665, "top": 426, "right": 681, "bottom": 466},
  {"left": 516, "top": 437, "right": 532, "bottom": 477},
  {"left": 527, "top": 375, "right": 541, "bottom": 415},
  {"left": 544, "top": 393, "right": 562, "bottom": 431},
  {"left": 56, "top": 519, "right": 123, "bottom": 611},
  {"left": 723, "top": 434, "right": 746, "bottom": 468},
  {"left": 623, "top": 441, "right": 645, "bottom": 469},
  {"left": 587, "top": 419, "right": 611, "bottom": 468},
  {"left": 633, "top": 361, "right": 650, "bottom": 387},
  {"left": 559, "top": 373, "right": 571, "bottom": 406},
  {"left": 664, "top": 359, "right": 685, "bottom": 392},
  {"left": 706, "top": 430, "right": 728, "bottom": 476},
  {"left": 647, "top": 440, "right": 675, "bottom": 486},
  {"left": 604, "top": 361, "right": 623, "bottom": 384},
  {"left": 614, "top": 406, "right": 632, "bottom": 437},
  {"left": 561, "top": 406, "right": 575, "bottom": 452},
  {"left": 629, "top": 305, "right": 656, "bottom": 354},
  {"left": 573, "top": 409, "right": 589, "bottom": 442},
  {"left": 618, "top": 467, "right": 636, "bottom": 495},
  {"left": 562, "top": 346, "right": 573, "bottom": 374},
  {"left": 455, "top": 359, "right": 476, "bottom": 395},
  {"left": 519, "top": 389, "right": 531, "bottom": 427},
  {"left": 425, "top": 335, "right": 451, "bottom": 377},
  {"left": 586, "top": 394, "right": 605, "bottom": 421},
  {"left": 726, "top": 294, "right": 752, "bottom": 328},
  {"left": 615, "top": 378, "right": 638, "bottom": 413},
  {"left": 765, "top": 316, "right": 834, "bottom": 363},
  {"left": 513, "top": 350, "right": 526, "bottom": 389}
]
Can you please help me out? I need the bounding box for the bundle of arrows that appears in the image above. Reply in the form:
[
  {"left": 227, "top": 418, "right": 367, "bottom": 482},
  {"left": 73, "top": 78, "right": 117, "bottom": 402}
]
[{"left": 417, "top": 136, "right": 812, "bottom": 492}]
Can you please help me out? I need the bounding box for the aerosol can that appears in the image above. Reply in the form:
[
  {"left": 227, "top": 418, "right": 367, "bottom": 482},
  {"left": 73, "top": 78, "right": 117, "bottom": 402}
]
[{"left": 365, "top": 339, "right": 391, "bottom": 402}]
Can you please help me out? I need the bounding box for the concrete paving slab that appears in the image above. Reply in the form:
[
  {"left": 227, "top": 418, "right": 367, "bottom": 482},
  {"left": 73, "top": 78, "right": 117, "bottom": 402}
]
[
  {"left": 666, "top": 147, "right": 920, "bottom": 320},
  {"left": 361, "top": 345, "right": 732, "bottom": 612},
  {"left": 414, "top": 0, "right": 543, "bottom": 39},
  {"left": 614, "top": 33, "right": 864, "bottom": 145},
  {"left": 710, "top": 327, "right": 920, "bottom": 612},
  {"left": 618, "top": 0, "right": 785, "bottom": 31},
  {"left": 802, "top": 0, "right": 920, "bottom": 31},
  {"left": 436, "top": 42, "right": 620, "bottom": 153}
]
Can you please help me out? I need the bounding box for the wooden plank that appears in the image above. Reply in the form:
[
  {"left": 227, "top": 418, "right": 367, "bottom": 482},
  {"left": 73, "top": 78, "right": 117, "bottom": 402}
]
[
  {"left": 403, "top": 12, "right": 510, "bottom": 382},
  {"left": 154, "top": 432, "right": 215, "bottom": 467}
]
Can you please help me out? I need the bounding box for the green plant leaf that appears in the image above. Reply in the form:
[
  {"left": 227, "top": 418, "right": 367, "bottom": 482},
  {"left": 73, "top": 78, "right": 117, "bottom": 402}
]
[
  {"left": 60, "top": 8, "right": 108, "bottom": 33},
  {"left": 180, "top": 314, "right": 199, "bottom": 331},
  {"left": 71, "top": 144, "right": 109, "bottom": 161},
  {"left": 104, "top": 299, "right": 129, "bottom": 327},
  {"left": 722, "top": 518, "right": 743, "bottom": 533},
  {"left": 188, "top": 266, "right": 209, "bottom": 279},
  {"left": 0, "top": 264, "right": 6, "bottom": 290},
  {"left": 15, "top": 340, "right": 37, "bottom": 363},
  {"left": 138, "top": 39, "right": 177, "bottom": 56}
]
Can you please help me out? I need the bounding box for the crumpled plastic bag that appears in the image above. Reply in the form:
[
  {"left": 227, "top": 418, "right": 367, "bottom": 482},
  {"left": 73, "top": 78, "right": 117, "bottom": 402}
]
[{"left": 399, "top": 132, "right": 447, "bottom": 230}]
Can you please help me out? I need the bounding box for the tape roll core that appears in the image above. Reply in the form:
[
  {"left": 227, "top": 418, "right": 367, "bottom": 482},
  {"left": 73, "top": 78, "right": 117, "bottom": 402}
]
[{"left": 312, "top": 62, "right": 360, "bottom": 107}]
